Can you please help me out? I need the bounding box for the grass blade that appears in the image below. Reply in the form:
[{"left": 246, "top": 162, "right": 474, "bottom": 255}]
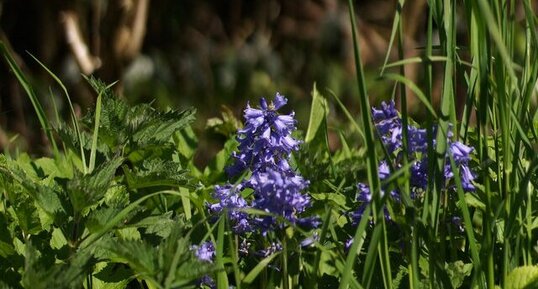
[{"left": 0, "top": 43, "right": 58, "bottom": 155}]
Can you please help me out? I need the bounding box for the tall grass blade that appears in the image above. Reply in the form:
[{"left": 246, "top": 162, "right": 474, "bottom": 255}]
[
  {"left": 0, "top": 43, "right": 58, "bottom": 155},
  {"left": 29, "top": 54, "right": 88, "bottom": 173},
  {"left": 216, "top": 215, "right": 229, "bottom": 289},
  {"left": 345, "top": 0, "right": 392, "bottom": 287}
]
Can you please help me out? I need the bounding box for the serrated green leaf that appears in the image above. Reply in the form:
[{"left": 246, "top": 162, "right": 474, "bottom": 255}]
[
  {"left": 123, "top": 159, "right": 189, "bottom": 189},
  {"left": 66, "top": 157, "right": 123, "bottom": 213},
  {"left": 102, "top": 239, "right": 156, "bottom": 277},
  {"left": 392, "top": 266, "right": 409, "bottom": 289},
  {"left": 131, "top": 211, "right": 175, "bottom": 238},
  {"left": 445, "top": 261, "right": 472, "bottom": 288},
  {"left": 92, "top": 262, "right": 130, "bottom": 289},
  {"left": 116, "top": 227, "right": 141, "bottom": 241},
  {"left": 0, "top": 156, "right": 66, "bottom": 218},
  {"left": 462, "top": 193, "right": 486, "bottom": 211},
  {"left": 0, "top": 213, "right": 15, "bottom": 258},
  {"left": 130, "top": 105, "right": 196, "bottom": 147},
  {"left": 50, "top": 227, "right": 67, "bottom": 250},
  {"left": 506, "top": 266, "right": 538, "bottom": 289},
  {"left": 311, "top": 192, "right": 346, "bottom": 207},
  {"left": 22, "top": 241, "right": 93, "bottom": 289}
]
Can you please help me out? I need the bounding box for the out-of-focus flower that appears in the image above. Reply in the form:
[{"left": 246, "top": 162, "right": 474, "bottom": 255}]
[
  {"left": 192, "top": 241, "right": 216, "bottom": 289},
  {"left": 451, "top": 216, "right": 465, "bottom": 233},
  {"left": 369, "top": 100, "right": 475, "bottom": 192},
  {"left": 257, "top": 242, "right": 283, "bottom": 257},
  {"left": 352, "top": 101, "right": 476, "bottom": 225},
  {"left": 352, "top": 183, "right": 396, "bottom": 223},
  {"left": 193, "top": 241, "right": 215, "bottom": 263},
  {"left": 300, "top": 232, "right": 319, "bottom": 248}
]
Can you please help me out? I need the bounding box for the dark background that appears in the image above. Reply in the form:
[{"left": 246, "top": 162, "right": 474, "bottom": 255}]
[{"left": 0, "top": 0, "right": 434, "bottom": 161}]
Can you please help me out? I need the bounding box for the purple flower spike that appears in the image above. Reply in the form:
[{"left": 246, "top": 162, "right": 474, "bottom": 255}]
[
  {"left": 210, "top": 93, "right": 317, "bottom": 236},
  {"left": 227, "top": 93, "right": 300, "bottom": 177}
]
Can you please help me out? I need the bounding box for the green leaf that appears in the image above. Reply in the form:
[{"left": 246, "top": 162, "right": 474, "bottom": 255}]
[
  {"left": 175, "top": 125, "right": 198, "bottom": 161},
  {"left": 92, "top": 262, "right": 131, "bottom": 289},
  {"left": 123, "top": 158, "right": 189, "bottom": 189},
  {"left": 102, "top": 239, "right": 156, "bottom": 278},
  {"left": 203, "top": 138, "right": 237, "bottom": 182},
  {"left": 0, "top": 213, "right": 15, "bottom": 258},
  {"left": 462, "top": 193, "right": 486, "bottom": 211},
  {"left": 115, "top": 227, "right": 141, "bottom": 241},
  {"left": 86, "top": 207, "right": 124, "bottom": 234},
  {"left": 242, "top": 252, "right": 280, "bottom": 284},
  {"left": 67, "top": 157, "right": 123, "bottom": 213},
  {"left": 0, "top": 43, "right": 57, "bottom": 153},
  {"left": 130, "top": 105, "right": 196, "bottom": 147},
  {"left": 305, "top": 83, "right": 329, "bottom": 144},
  {"left": 505, "top": 266, "right": 538, "bottom": 289},
  {"left": 310, "top": 192, "right": 346, "bottom": 207},
  {"left": 392, "top": 266, "right": 409, "bottom": 289},
  {"left": 0, "top": 156, "right": 66, "bottom": 219},
  {"left": 130, "top": 211, "right": 175, "bottom": 238},
  {"left": 22, "top": 241, "right": 93, "bottom": 289},
  {"left": 205, "top": 105, "right": 242, "bottom": 137},
  {"left": 50, "top": 227, "right": 68, "bottom": 250},
  {"left": 445, "top": 261, "right": 472, "bottom": 288}
]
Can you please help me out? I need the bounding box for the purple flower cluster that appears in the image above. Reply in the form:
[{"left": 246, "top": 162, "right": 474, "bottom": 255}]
[
  {"left": 353, "top": 101, "right": 475, "bottom": 221},
  {"left": 227, "top": 94, "right": 299, "bottom": 177},
  {"left": 193, "top": 241, "right": 216, "bottom": 263},
  {"left": 191, "top": 241, "right": 216, "bottom": 288},
  {"left": 210, "top": 93, "right": 316, "bottom": 233}
]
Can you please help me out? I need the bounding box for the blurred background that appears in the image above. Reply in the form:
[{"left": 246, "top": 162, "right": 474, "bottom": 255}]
[{"left": 0, "top": 0, "right": 451, "bottom": 163}]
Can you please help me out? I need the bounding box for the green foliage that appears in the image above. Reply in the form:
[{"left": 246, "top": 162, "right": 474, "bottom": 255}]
[
  {"left": 505, "top": 266, "right": 538, "bottom": 289},
  {"left": 0, "top": 76, "right": 203, "bottom": 289}
]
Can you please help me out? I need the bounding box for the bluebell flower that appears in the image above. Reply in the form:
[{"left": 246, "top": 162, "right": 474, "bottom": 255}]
[
  {"left": 192, "top": 241, "right": 216, "bottom": 289},
  {"left": 344, "top": 238, "right": 354, "bottom": 253},
  {"left": 451, "top": 216, "right": 465, "bottom": 233},
  {"left": 378, "top": 161, "right": 391, "bottom": 180},
  {"left": 247, "top": 168, "right": 311, "bottom": 230},
  {"left": 257, "top": 242, "right": 283, "bottom": 257},
  {"left": 209, "top": 184, "right": 251, "bottom": 233},
  {"left": 227, "top": 93, "right": 300, "bottom": 177},
  {"left": 410, "top": 160, "right": 428, "bottom": 189},
  {"left": 459, "top": 165, "right": 475, "bottom": 191},
  {"left": 369, "top": 101, "right": 475, "bottom": 192},
  {"left": 352, "top": 183, "right": 396, "bottom": 223},
  {"left": 300, "top": 232, "right": 319, "bottom": 248},
  {"left": 210, "top": 93, "right": 317, "bottom": 236},
  {"left": 449, "top": 141, "right": 473, "bottom": 163},
  {"left": 193, "top": 241, "right": 216, "bottom": 263},
  {"left": 408, "top": 126, "right": 428, "bottom": 153}
]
